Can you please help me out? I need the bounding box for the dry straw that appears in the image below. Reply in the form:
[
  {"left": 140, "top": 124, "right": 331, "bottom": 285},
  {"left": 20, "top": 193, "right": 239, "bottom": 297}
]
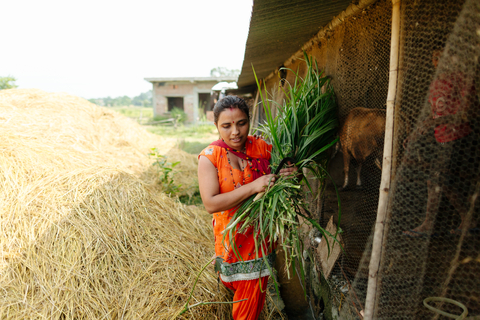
[{"left": 0, "top": 89, "right": 231, "bottom": 319}]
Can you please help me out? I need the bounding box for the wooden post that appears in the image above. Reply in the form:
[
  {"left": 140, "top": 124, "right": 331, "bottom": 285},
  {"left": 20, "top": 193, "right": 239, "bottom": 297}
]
[
  {"left": 363, "top": 0, "right": 401, "bottom": 318},
  {"left": 373, "top": 0, "right": 406, "bottom": 311}
]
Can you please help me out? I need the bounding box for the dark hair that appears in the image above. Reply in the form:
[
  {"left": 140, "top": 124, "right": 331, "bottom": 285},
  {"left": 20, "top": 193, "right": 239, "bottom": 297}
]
[{"left": 213, "top": 95, "right": 250, "bottom": 123}]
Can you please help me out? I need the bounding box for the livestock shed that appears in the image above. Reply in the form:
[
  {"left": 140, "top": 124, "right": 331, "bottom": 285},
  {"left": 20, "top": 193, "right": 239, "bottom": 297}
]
[
  {"left": 237, "top": 0, "right": 480, "bottom": 319},
  {"left": 144, "top": 76, "right": 236, "bottom": 123}
]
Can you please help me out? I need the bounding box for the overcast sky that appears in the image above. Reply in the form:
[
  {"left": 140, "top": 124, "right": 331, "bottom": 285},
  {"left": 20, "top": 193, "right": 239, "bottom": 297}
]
[{"left": 1, "top": 0, "right": 253, "bottom": 99}]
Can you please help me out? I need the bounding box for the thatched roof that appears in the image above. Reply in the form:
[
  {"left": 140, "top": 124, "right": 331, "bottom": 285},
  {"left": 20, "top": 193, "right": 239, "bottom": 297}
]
[{"left": 237, "top": 0, "right": 360, "bottom": 87}]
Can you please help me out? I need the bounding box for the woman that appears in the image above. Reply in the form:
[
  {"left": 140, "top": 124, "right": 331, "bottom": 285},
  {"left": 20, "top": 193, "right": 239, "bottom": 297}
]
[{"left": 198, "top": 96, "right": 294, "bottom": 319}]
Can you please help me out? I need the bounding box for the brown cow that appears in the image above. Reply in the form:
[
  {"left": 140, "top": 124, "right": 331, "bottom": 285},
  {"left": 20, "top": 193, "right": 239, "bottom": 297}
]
[{"left": 338, "top": 107, "right": 386, "bottom": 190}]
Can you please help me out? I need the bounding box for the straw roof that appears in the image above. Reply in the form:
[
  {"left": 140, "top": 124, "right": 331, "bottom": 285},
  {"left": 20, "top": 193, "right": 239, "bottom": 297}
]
[{"left": 0, "top": 89, "right": 230, "bottom": 319}]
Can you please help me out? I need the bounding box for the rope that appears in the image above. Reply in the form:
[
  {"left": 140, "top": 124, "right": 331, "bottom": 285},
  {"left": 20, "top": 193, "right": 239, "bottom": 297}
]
[{"left": 423, "top": 297, "right": 468, "bottom": 319}]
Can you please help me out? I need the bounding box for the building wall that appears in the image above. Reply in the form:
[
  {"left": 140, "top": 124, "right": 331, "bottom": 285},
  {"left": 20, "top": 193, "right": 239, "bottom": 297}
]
[{"left": 152, "top": 81, "right": 217, "bottom": 123}]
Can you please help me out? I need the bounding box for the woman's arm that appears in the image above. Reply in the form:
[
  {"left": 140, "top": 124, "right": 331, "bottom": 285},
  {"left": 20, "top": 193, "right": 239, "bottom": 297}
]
[{"left": 198, "top": 156, "right": 276, "bottom": 214}]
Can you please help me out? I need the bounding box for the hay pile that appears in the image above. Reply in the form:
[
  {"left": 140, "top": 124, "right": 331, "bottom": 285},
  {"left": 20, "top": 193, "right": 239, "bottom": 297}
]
[{"left": 0, "top": 89, "right": 229, "bottom": 319}]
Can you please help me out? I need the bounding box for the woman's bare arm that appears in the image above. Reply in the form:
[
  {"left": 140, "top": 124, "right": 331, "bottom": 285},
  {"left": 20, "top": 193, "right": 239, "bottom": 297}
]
[{"left": 198, "top": 156, "right": 276, "bottom": 214}]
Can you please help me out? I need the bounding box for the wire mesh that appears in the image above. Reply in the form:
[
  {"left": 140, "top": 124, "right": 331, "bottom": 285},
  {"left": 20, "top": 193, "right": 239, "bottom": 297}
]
[
  {"left": 371, "top": 0, "right": 480, "bottom": 318},
  {"left": 334, "top": 0, "right": 480, "bottom": 318}
]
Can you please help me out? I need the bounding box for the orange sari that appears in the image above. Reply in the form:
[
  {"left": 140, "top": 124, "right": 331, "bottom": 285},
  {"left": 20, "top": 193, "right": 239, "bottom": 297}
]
[{"left": 199, "top": 136, "right": 274, "bottom": 320}]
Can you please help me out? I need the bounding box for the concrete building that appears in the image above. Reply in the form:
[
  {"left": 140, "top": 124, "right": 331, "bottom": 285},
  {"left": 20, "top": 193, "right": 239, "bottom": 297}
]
[{"left": 144, "top": 77, "right": 237, "bottom": 123}]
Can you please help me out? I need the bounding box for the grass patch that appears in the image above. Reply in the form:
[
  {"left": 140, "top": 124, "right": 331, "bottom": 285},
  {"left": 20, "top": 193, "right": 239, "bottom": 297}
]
[
  {"left": 181, "top": 141, "right": 211, "bottom": 155},
  {"left": 146, "top": 124, "right": 217, "bottom": 139},
  {"left": 110, "top": 106, "right": 154, "bottom": 120}
]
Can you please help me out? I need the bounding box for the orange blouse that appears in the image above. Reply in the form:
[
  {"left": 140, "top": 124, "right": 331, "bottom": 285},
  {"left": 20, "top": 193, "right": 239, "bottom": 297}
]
[{"left": 199, "top": 136, "right": 272, "bottom": 263}]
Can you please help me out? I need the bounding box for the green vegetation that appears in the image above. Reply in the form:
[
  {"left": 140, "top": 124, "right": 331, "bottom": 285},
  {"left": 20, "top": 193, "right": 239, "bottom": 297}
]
[
  {"left": 89, "top": 90, "right": 152, "bottom": 108},
  {"left": 0, "top": 76, "right": 18, "bottom": 90},
  {"left": 153, "top": 107, "right": 188, "bottom": 124},
  {"left": 149, "top": 148, "right": 181, "bottom": 195},
  {"left": 181, "top": 141, "right": 211, "bottom": 155},
  {"left": 111, "top": 106, "right": 153, "bottom": 119},
  {"left": 179, "top": 191, "right": 203, "bottom": 206},
  {"left": 131, "top": 91, "right": 152, "bottom": 107},
  {"left": 169, "top": 107, "right": 188, "bottom": 123},
  {"left": 147, "top": 124, "right": 217, "bottom": 139},
  {"left": 149, "top": 146, "right": 204, "bottom": 206}
]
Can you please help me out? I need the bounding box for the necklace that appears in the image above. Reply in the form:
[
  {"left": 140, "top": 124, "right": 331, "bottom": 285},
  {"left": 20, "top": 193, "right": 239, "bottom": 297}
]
[
  {"left": 226, "top": 150, "right": 246, "bottom": 189},
  {"left": 224, "top": 141, "right": 251, "bottom": 189},
  {"left": 222, "top": 140, "right": 264, "bottom": 188}
]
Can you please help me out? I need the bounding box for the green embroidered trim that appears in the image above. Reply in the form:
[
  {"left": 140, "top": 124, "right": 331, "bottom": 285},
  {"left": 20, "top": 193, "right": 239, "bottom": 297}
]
[{"left": 219, "top": 253, "right": 276, "bottom": 277}]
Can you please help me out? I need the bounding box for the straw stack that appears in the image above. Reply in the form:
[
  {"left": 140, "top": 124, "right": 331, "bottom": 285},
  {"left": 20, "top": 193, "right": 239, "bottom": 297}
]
[{"left": 0, "top": 89, "right": 230, "bottom": 319}]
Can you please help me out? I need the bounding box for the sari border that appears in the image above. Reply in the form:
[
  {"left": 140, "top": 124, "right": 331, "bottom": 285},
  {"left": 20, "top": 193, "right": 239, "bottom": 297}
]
[{"left": 217, "top": 252, "right": 276, "bottom": 283}]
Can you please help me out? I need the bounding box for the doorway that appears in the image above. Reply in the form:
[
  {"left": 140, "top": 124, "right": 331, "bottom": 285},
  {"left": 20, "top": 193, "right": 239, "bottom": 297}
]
[{"left": 198, "top": 93, "right": 210, "bottom": 114}]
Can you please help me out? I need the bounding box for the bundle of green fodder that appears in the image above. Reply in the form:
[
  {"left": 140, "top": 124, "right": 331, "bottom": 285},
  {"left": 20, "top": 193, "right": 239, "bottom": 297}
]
[
  {"left": 0, "top": 89, "right": 229, "bottom": 319},
  {"left": 227, "top": 54, "right": 340, "bottom": 284}
]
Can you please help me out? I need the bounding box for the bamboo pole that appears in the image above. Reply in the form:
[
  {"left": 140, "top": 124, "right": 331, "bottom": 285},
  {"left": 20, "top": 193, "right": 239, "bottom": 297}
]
[
  {"left": 390, "top": 0, "right": 406, "bottom": 183},
  {"left": 373, "top": 0, "right": 407, "bottom": 312},
  {"left": 363, "top": 0, "right": 401, "bottom": 318}
]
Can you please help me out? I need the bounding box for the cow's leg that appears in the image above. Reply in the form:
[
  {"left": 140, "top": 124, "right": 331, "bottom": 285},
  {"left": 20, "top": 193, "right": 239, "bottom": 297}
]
[
  {"left": 356, "top": 162, "right": 363, "bottom": 189},
  {"left": 331, "top": 141, "right": 340, "bottom": 159}
]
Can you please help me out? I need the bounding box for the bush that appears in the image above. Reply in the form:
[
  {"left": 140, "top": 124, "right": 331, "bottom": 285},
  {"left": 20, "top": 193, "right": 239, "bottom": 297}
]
[
  {"left": 170, "top": 107, "right": 188, "bottom": 123},
  {"left": 148, "top": 148, "right": 181, "bottom": 195},
  {"left": 153, "top": 108, "right": 188, "bottom": 124}
]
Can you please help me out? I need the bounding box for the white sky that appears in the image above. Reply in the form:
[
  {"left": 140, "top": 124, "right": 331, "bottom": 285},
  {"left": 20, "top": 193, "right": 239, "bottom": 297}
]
[{"left": 1, "top": 0, "right": 253, "bottom": 99}]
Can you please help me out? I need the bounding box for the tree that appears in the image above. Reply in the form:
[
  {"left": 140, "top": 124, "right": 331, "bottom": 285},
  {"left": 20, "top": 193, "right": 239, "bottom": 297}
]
[
  {"left": 210, "top": 67, "right": 240, "bottom": 78},
  {"left": 0, "top": 76, "right": 18, "bottom": 90},
  {"left": 132, "top": 90, "right": 152, "bottom": 106},
  {"left": 115, "top": 95, "right": 132, "bottom": 106},
  {"left": 88, "top": 90, "right": 152, "bottom": 107}
]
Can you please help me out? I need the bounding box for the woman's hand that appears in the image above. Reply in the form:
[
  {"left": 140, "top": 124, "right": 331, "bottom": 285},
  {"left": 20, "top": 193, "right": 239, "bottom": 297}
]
[
  {"left": 278, "top": 161, "right": 299, "bottom": 178},
  {"left": 253, "top": 133, "right": 265, "bottom": 141},
  {"left": 250, "top": 174, "right": 276, "bottom": 193}
]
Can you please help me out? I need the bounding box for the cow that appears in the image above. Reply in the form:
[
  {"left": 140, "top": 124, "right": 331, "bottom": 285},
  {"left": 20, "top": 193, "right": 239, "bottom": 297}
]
[{"left": 337, "top": 107, "right": 386, "bottom": 190}]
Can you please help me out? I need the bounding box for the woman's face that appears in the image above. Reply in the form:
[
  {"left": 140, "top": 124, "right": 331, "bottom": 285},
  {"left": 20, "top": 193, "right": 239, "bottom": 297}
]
[{"left": 215, "top": 107, "right": 249, "bottom": 150}]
